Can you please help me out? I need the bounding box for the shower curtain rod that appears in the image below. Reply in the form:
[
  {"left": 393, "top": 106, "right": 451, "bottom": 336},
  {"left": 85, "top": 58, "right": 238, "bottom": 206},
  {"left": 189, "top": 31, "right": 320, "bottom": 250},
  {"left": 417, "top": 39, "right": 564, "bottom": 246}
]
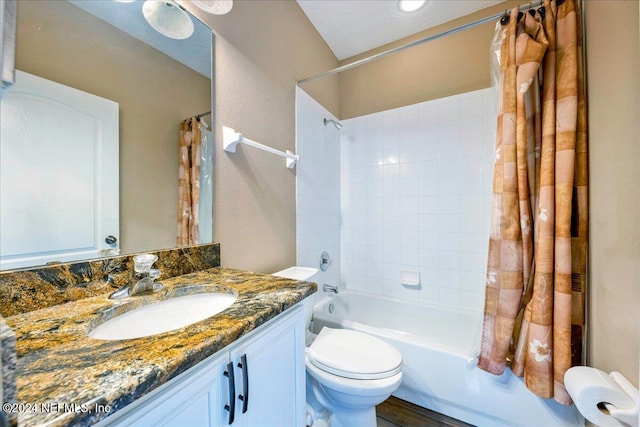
[
  {"left": 297, "top": 1, "right": 544, "bottom": 85},
  {"left": 195, "top": 111, "right": 211, "bottom": 119}
]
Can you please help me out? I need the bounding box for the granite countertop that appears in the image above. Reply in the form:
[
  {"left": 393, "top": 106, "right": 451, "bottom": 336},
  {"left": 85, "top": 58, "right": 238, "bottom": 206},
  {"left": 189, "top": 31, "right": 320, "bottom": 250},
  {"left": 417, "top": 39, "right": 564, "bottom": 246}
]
[{"left": 3, "top": 267, "right": 316, "bottom": 427}]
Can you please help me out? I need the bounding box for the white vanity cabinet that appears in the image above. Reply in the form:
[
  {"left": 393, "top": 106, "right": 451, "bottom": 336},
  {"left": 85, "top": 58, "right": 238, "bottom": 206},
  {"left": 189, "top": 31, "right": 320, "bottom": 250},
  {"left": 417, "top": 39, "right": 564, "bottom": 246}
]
[
  {"left": 98, "top": 305, "right": 306, "bottom": 427},
  {"left": 229, "top": 313, "right": 302, "bottom": 427}
]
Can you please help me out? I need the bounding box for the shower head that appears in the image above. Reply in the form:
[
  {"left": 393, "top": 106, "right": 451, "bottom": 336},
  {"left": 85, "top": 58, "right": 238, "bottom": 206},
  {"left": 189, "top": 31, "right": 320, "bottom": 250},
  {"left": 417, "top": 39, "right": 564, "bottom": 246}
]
[{"left": 324, "top": 118, "right": 343, "bottom": 130}]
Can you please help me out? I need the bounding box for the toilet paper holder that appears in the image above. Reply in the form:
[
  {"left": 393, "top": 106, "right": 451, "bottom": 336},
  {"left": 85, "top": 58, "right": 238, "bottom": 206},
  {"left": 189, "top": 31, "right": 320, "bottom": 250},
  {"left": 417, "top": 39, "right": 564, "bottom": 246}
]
[{"left": 565, "top": 366, "right": 639, "bottom": 427}]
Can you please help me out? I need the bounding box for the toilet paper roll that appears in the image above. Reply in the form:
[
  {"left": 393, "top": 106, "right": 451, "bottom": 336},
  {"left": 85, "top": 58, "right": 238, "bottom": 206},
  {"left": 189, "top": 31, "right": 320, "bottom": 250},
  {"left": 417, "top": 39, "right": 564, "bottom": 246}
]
[{"left": 565, "top": 366, "right": 638, "bottom": 427}]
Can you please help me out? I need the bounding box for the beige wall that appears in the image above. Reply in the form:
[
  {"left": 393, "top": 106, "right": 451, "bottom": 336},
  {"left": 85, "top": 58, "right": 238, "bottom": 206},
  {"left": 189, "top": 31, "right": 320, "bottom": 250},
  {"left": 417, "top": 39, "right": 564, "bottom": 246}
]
[
  {"left": 585, "top": 0, "right": 640, "bottom": 384},
  {"left": 15, "top": 1, "right": 211, "bottom": 255},
  {"left": 183, "top": 1, "right": 339, "bottom": 273},
  {"left": 336, "top": 2, "right": 524, "bottom": 119}
]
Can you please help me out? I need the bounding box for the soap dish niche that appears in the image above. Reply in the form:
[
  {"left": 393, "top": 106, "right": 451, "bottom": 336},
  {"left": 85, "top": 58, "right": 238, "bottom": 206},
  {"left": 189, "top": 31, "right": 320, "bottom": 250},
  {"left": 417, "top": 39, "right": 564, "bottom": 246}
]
[{"left": 400, "top": 270, "right": 421, "bottom": 288}]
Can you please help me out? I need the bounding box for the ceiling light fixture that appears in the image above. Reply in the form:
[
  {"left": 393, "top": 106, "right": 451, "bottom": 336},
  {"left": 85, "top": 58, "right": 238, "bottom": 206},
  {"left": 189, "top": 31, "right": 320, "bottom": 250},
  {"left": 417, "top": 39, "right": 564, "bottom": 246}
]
[
  {"left": 398, "top": 0, "right": 427, "bottom": 13},
  {"left": 142, "top": 0, "right": 195, "bottom": 40},
  {"left": 192, "top": 0, "right": 233, "bottom": 15}
]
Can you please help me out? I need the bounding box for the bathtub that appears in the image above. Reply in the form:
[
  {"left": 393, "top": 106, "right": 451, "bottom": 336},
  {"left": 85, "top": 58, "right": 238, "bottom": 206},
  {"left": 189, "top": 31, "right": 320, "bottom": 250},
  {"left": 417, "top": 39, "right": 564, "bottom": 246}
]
[{"left": 311, "top": 290, "right": 584, "bottom": 427}]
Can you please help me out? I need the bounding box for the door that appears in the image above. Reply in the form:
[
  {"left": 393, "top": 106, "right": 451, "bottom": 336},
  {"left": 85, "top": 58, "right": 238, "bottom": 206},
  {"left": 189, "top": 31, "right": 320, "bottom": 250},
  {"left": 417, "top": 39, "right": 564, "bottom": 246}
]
[
  {"left": 230, "top": 308, "right": 306, "bottom": 427},
  {"left": 104, "top": 352, "right": 229, "bottom": 427},
  {"left": 131, "top": 356, "right": 227, "bottom": 427},
  {"left": 0, "top": 70, "right": 119, "bottom": 269}
]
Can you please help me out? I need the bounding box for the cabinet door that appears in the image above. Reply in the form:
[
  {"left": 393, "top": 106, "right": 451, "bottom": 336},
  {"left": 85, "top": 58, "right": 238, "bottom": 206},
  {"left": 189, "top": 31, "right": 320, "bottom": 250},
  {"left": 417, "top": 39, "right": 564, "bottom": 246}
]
[
  {"left": 230, "top": 307, "right": 305, "bottom": 427},
  {"left": 104, "top": 352, "right": 229, "bottom": 427}
]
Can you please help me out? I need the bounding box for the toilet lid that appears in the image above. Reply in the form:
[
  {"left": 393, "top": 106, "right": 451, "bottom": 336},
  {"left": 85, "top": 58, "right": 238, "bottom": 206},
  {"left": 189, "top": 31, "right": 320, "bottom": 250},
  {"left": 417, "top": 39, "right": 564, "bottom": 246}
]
[{"left": 307, "top": 327, "right": 402, "bottom": 380}]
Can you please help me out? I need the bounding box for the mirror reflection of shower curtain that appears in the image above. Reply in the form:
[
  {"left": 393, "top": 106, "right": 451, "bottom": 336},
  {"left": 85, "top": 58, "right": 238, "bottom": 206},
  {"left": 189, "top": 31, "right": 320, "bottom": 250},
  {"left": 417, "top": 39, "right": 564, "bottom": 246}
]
[
  {"left": 199, "top": 128, "right": 213, "bottom": 244},
  {"left": 177, "top": 117, "right": 201, "bottom": 246}
]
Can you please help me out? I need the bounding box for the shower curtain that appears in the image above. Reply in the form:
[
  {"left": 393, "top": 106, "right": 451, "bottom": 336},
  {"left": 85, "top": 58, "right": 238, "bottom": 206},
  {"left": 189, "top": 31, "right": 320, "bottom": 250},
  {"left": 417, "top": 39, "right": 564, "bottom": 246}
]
[
  {"left": 477, "top": 0, "right": 587, "bottom": 405},
  {"left": 177, "top": 117, "right": 202, "bottom": 246}
]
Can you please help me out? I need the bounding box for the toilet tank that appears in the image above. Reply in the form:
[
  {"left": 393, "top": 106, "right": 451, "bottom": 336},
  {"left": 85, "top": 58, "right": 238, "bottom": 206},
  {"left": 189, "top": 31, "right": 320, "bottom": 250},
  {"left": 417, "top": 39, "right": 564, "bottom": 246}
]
[{"left": 272, "top": 267, "right": 319, "bottom": 335}]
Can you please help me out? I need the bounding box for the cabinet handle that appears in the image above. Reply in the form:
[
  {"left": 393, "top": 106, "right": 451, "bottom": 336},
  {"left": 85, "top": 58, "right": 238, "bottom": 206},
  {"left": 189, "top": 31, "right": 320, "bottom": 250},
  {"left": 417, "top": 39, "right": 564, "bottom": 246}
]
[
  {"left": 237, "top": 354, "right": 249, "bottom": 414},
  {"left": 224, "top": 362, "right": 236, "bottom": 425}
]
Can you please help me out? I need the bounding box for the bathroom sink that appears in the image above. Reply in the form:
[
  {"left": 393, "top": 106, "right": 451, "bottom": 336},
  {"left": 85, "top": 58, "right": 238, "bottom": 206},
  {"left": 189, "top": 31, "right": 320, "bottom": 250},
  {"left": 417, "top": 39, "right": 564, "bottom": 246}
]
[{"left": 89, "top": 288, "right": 237, "bottom": 340}]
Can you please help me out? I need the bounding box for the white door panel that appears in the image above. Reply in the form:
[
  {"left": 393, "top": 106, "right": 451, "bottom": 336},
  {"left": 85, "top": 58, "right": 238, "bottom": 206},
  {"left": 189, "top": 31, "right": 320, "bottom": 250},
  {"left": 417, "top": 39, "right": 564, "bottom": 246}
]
[{"left": 0, "top": 70, "right": 119, "bottom": 269}]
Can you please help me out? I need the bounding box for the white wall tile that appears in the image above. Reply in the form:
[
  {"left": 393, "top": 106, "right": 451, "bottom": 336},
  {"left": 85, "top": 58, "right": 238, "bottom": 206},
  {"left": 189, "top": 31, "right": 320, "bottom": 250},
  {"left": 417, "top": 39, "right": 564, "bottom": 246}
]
[
  {"left": 368, "top": 276, "right": 384, "bottom": 295},
  {"left": 439, "top": 232, "right": 462, "bottom": 252},
  {"left": 352, "top": 244, "right": 368, "bottom": 260},
  {"left": 400, "top": 179, "right": 419, "bottom": 198},
  {"left": 438, "top": 214, "right": 461, "bottom": 233},
  {"left": 367, "top": 147, "right": 384, "bottom": 167},
  {"left": 400, "top": 162, "right": 419, "bottom": 181},
  {"left": 401, "top": 247, "right": 420, "bottom": 266},
  {"left": 401, "top": 198, "right": 419, "bottom": 216},
  {"left": 383, "top": 244, "right": 402, "bottom": 265},
  {"left": 384, "top": 264, "right": 401, "bottom": 281},
  {"left": 400, "top": 108, "right": 419, "bottom": 146},
  {"left": 439, "top": 251, "right": 461, "bottom": 271},
  {"left": 460, "top": 194, "right": 484, "bottom": 214},
  {"left": 419, "top": 249, "right": 438, "bottom": 268},
  {"left": 440, "top": 288, "right": 462, "bottom": 308},
  {"left": 419, "top": 104, "right": 438, "bottom": 128},
  {"left": 383, "top": 278, "right": 402, "bottom": 298},
  {"left": 335, "top": 87, "right": 495, "bottom": 311},
  {"left": 400, "top": 145, "right": 420, "bottom": 164},
  {"left": 296, "top": 88, "right": 341, "bottom": 287},
  {"left": 383, "top": 110, "right": 400, "bottom": 148},
  {"left": 460, "top": 290, "right": 484, "bottom": 312},
  {"left": 352, "top": 274, "right": 368, "bottom": 291},
  {"left": 461, "top": 94, "right": 484, "bottom": 120},
  {"left": 419, "top": 285, "right": 440, "bottom": 304},
  {"left": 439, "top": 175, "right": 462, "bottom": 195},
  {"left": 438, "top": 138, "right": 462, "bottom": 158},
  {"left": 352, "top": 258, "right": 368, "bottom": 276},
  {"left": 438, "top": 121, "right": 461, "bottom": 142},
  {"left": 438, "top": 269, "right": 461, "bottom": 288},
  {"left": 461, "top": 114, "right": 484, "bottom": 138},
  {"left": 419, "top": 179, "right": 438, "bottom": 196},
  {"left": 438, "top": 195, "right": 461, "bottom": 214},
  {"left": 460, "top": 252, "right": 485, "bottom": 273},
  {"left": 461, "top": 271, "right": 485, "bottom": 291},
  {"left": 419, "top": 231, "right": 438, "bottom": 250},
  {"left": 461, "top": 136, "right": 484, "bottom": 159},
  {"left": 418, "top": 139, "right": 438, "bottom": 160},
  {"left": 438, "top": 100, "right": 460, "bottom": 123},
  {"left": 461, "top": 233, "right": 485, "bottom": 253}
]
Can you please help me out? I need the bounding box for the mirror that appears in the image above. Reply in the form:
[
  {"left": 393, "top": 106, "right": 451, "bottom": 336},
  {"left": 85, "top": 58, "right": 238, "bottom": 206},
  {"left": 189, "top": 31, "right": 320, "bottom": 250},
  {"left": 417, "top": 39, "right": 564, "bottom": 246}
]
[{"left": 1, "top": 0, "right": 213, "bottom": 270}]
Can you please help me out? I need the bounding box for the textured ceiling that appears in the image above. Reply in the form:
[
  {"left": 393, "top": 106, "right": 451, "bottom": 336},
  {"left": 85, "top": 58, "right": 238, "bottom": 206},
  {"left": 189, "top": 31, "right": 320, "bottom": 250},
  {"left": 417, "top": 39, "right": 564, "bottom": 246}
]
[{"left": 297, "top": 0, "right": 503, "bottom": 60}]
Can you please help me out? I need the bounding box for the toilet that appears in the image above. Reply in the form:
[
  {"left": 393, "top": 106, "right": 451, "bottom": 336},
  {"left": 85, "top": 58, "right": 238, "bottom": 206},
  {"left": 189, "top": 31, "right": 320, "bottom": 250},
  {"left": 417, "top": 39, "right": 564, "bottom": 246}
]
[
  {"left": 272, "top": 266, "right": 403, "bottom": 427},
  {"left": 305, "top": 327, "right": 403, "bottom": 427}
]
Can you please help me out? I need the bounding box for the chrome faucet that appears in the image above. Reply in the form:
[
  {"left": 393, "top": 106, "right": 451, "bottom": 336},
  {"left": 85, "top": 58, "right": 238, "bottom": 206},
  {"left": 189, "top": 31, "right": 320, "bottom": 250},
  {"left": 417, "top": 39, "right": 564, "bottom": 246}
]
[
  {"left": 110, "top": 254, "right": 163, "bottom": 299},
  {"left": 323, "top": 284, "right": 339, "bottom": 294},
  {"left": 129, "top": 268, "right": 162, "bottom": 295}
]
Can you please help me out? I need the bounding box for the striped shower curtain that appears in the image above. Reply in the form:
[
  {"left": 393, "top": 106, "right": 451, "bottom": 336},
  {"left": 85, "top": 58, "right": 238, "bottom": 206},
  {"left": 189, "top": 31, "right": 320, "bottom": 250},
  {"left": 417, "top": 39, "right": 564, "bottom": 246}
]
[
  {"left": 477, "top": 0, "right": 587, "bottom": 405},
  {"left": 177, "top": 117, "right": 202, "bottom": 246}
]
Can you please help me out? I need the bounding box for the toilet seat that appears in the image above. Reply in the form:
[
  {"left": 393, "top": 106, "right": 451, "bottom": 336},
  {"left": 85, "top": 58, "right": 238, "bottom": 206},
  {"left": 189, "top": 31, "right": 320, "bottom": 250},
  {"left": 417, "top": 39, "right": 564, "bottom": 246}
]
[{"left": 307, "top": 327, "right": 402, "bottom": 380}]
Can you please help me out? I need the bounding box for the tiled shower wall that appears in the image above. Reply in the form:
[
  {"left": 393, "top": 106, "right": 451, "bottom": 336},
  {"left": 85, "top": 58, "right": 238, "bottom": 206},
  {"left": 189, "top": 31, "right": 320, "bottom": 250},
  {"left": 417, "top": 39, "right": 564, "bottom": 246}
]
[
  {"left": 295, "top": 88, "right": 341, "bottom": 287},
  {"left": 340, "top": 88, "right": 496, "bottom": 312}
]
